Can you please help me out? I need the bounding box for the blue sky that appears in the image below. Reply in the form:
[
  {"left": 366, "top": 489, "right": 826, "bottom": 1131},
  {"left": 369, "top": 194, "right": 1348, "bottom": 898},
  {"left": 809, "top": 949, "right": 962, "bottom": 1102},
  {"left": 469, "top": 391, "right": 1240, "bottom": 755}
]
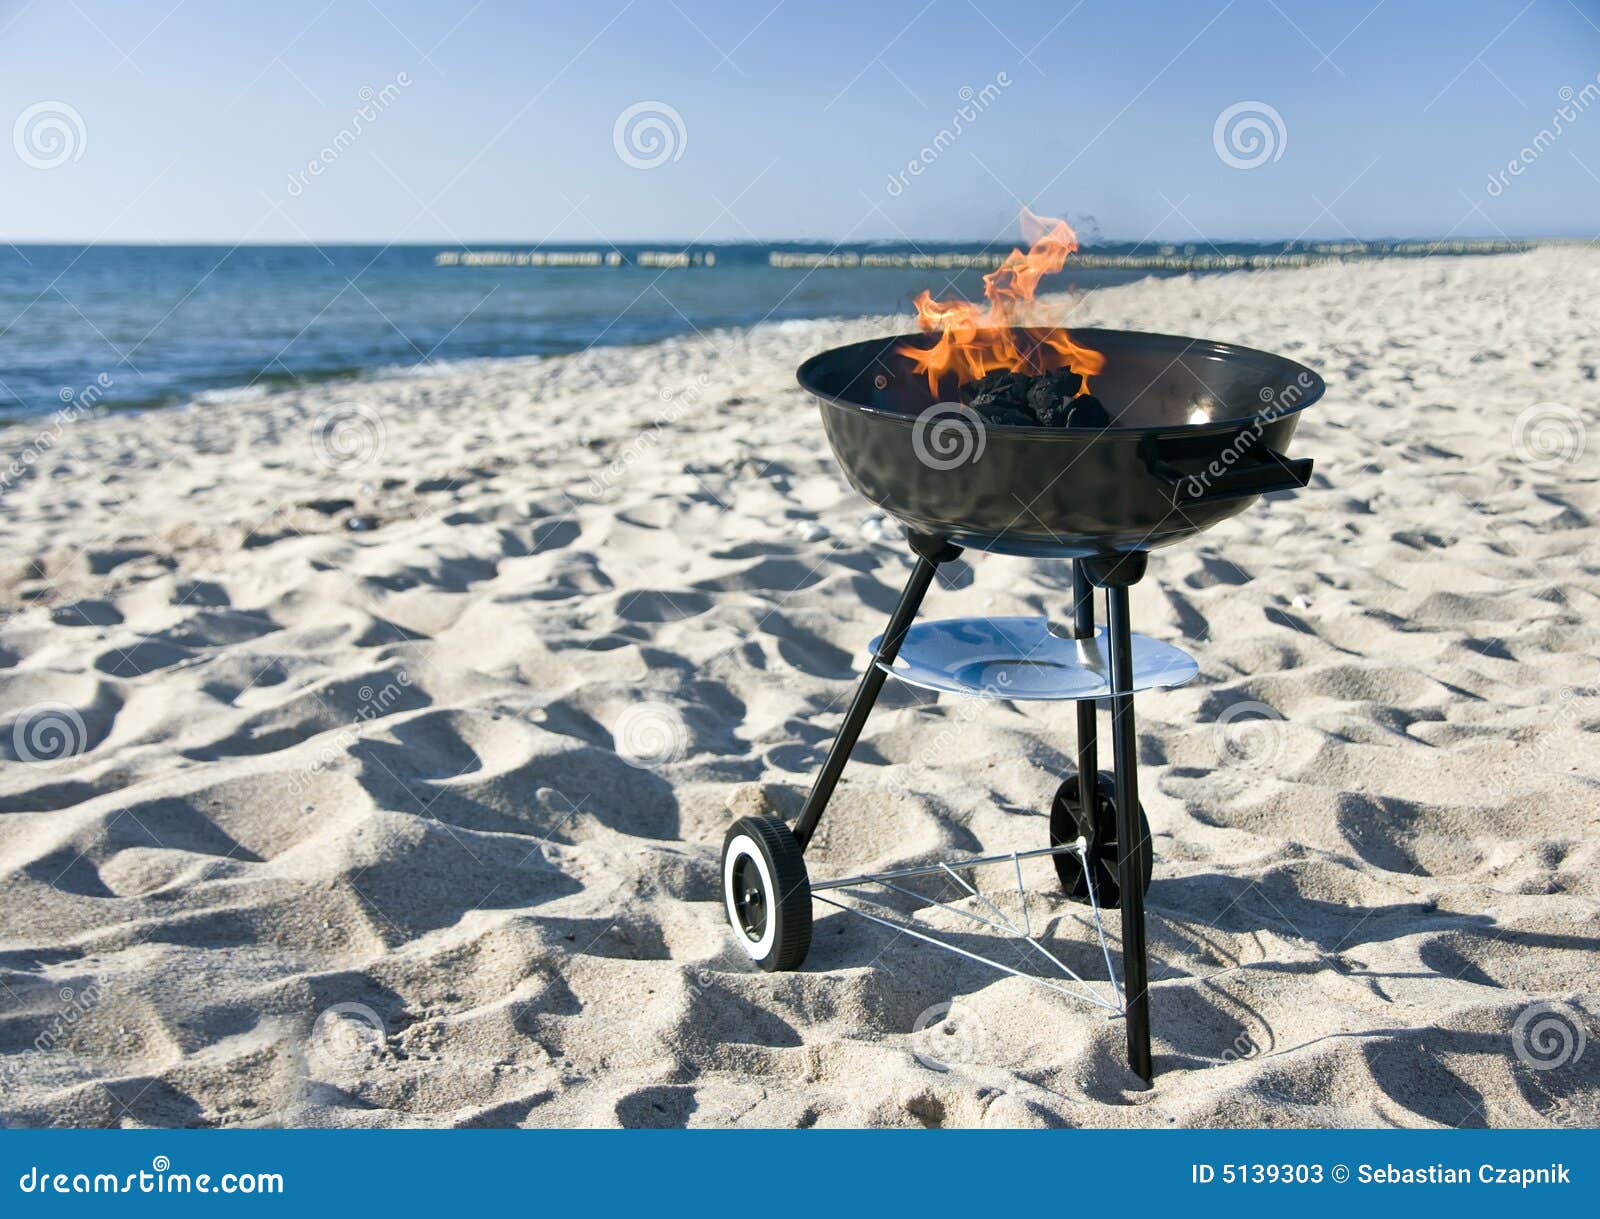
[{"left": 2, "top": 0, "right": 1597, "bottom": 243}]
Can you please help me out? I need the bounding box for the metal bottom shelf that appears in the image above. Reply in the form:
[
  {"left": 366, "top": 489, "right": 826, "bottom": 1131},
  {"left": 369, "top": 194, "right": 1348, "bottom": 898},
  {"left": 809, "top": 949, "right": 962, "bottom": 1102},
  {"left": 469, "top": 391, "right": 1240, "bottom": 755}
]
[{"left": 868, "top": 615, "right": 1198, "bottom": 702}]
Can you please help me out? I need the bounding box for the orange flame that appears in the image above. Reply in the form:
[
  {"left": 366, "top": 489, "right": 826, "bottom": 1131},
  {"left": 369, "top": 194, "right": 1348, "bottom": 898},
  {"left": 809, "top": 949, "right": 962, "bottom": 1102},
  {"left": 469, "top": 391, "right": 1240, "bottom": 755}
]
[{"left": 898, "top": 207, "right": 1104, "bottom": 394}]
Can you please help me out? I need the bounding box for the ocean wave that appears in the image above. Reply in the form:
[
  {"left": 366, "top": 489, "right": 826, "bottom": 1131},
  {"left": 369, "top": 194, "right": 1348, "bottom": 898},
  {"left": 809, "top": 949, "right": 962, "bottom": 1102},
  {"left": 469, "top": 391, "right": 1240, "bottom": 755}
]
[{"left": 188, "top": 384, "right": 272, "bottom": 406}]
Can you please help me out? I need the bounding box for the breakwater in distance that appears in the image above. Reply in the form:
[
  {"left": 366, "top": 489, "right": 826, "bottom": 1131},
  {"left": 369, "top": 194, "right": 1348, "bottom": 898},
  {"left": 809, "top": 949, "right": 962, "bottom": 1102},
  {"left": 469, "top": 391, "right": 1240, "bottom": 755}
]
[{"left": 435, "top": 238, "right": 1533, "bottom": 273}]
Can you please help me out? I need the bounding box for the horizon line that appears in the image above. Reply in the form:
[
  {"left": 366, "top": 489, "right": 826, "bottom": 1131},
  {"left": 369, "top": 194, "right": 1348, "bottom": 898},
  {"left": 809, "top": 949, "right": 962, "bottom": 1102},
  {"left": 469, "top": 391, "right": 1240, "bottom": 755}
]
[{"left": 0, "top": 235, "right": 1579, "bottom": 249}]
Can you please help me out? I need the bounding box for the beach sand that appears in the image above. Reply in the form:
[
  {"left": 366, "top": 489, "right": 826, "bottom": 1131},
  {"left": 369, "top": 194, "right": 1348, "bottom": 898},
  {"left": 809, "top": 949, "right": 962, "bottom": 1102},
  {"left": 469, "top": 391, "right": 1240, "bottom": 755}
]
[{"left": 1, "top": 249, "right": 1597, "bottom": 1128}]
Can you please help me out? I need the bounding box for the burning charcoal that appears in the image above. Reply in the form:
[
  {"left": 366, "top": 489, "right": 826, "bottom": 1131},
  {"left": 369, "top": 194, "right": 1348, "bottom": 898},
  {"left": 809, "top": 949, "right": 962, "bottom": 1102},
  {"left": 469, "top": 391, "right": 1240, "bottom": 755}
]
[
  {"left": 957, "top": 365, "right": 1112, "bottom": 429},
  {"left": 961, "top": 368, "right": 1022, "bottom": 400},
  {"left": 956, "top": 371, "right": 991, "bottom": 402},
  {"left": 1031, "top": 393, "right": 1078, "bottom": 428},
  {"left": 960, "top": 369, "right": 1030, "bottom": 416},
  {"left": 1066, "top": 395, "right": 1110, "bottom": 429},
  {"left": 1024, "top": 367, "right": 1084, "bottom": 424},
  {"left": 970, "top": 401, "right": 1036, "bottom": 429},
  {"left": 1031, "top": 397, "right": 1073, "bottom": 428}
]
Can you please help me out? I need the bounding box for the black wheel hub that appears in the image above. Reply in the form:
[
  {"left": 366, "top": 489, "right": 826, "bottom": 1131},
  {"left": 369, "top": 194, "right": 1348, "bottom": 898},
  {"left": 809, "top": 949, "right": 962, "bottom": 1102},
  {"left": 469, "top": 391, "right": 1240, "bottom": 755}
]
[
  {"left": 731, "top": 855, "right": 767, "bottom": 941},
  {"left": 1050, "top": 769, "right": 1152, "bottom": 908}
]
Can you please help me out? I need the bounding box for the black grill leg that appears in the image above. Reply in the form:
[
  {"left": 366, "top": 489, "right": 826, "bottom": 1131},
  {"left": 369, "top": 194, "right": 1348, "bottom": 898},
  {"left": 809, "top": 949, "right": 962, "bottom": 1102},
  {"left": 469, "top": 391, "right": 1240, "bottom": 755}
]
[
  {"left": 792, "top": 532, "right": 959, "bottom": 852},
  {"left": 1105, "top": 583, "right": 1153, "bottom": 1086},
  {"left": 1071, "top": 562, "right": 1098, "bottom": 813}
]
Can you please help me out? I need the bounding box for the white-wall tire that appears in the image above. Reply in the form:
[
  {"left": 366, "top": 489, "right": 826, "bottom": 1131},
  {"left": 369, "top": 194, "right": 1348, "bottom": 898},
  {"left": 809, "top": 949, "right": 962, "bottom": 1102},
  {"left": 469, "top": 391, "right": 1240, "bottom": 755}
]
[{"left": 721, "top": 815, "right": 811, "bottom": 971}]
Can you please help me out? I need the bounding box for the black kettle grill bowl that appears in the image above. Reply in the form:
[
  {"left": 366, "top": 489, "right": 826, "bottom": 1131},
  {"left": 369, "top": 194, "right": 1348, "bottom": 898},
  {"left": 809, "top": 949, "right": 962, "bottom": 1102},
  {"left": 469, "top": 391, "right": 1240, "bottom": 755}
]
[{"left": 798, "top": 328, "right": 1324, "bottom": 558}]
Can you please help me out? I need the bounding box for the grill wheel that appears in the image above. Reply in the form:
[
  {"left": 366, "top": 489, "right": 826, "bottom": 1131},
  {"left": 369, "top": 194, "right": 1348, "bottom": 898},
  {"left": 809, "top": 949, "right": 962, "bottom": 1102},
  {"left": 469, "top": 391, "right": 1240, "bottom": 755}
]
[
  {"left": 1050, "top": 770, "right": 1152, "bottom": 909},
  {"left": 721, "top": 815, "right": 811, "bottom": 971}
]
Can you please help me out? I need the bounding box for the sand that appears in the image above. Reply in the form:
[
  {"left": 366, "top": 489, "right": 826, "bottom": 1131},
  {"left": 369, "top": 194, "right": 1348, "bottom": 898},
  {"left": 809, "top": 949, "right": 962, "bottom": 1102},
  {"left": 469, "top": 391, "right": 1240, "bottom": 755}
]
[{"left": 1, "top": 249, "right": 1597, "bottom": 1128}]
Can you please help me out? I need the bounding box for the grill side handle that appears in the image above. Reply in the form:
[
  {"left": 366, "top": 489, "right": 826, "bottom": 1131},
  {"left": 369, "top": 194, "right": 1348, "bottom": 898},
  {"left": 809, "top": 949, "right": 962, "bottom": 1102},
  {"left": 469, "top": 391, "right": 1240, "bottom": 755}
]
[{"left": 1141, "top": 433, "right": 1313, "bottom": 507}]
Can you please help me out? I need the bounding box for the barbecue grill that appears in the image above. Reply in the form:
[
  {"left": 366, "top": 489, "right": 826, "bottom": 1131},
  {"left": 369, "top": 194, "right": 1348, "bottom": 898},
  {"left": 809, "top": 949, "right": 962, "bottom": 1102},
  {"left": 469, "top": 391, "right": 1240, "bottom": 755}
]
[{"left": 719, "top": 328, "right": 1323, "bottom": 1086}]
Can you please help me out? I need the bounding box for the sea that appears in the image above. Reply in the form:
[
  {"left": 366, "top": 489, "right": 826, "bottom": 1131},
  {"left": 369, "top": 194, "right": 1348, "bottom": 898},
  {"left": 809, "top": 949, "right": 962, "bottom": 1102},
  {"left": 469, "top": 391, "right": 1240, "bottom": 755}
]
[{"left": 0, "top": 239, "right": 1528, "bottom": 423}]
